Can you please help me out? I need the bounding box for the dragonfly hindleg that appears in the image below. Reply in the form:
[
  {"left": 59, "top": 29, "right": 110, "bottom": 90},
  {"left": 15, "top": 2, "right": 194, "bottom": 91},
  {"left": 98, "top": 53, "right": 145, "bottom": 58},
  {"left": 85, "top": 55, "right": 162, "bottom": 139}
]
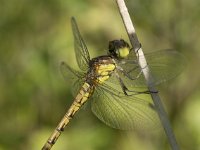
[{"left": 114, "top": 71, "right": 158, "bottom": 96}]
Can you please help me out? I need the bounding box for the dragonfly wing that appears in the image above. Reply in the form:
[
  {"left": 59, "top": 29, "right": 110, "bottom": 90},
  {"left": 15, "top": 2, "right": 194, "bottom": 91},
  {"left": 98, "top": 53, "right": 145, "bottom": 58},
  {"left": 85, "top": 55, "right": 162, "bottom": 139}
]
[
  {"left": 71, "top": 17, "right": 90, "bottom": 71},
  {"left": 60, "top": 61, "right": 85, "bottom": 96},
  {"left": 91, "top": 82, "right": 159, "bottom": 131},
  {"left": 117, "top": 58, "right": 146, "bottom": 87},
  {"left": 145, "top": 49, "right": 186, "bottom": 84},
  {"left": 118, "top": 49, "right": 186, "bottom": 87}
]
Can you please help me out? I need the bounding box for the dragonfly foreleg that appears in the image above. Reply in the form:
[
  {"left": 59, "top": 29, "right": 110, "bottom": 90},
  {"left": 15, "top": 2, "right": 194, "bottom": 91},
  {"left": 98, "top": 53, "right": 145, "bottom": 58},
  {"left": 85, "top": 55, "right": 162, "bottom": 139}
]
[
  {"left": 116, "top": 65, "right": 143, "bottom": 80},
  {"left": 130, "top": 42, "right": 142, "bottom": 61},
  {"left": 114, "top": 71, "right": 158, "bottom": 96}
]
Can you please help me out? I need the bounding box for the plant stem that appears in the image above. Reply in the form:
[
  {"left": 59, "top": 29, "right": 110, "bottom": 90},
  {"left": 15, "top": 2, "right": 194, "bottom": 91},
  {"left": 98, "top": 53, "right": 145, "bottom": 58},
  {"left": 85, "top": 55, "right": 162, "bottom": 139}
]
[{"left": 115, "top": 0, "right": 179, "bottom": 150}]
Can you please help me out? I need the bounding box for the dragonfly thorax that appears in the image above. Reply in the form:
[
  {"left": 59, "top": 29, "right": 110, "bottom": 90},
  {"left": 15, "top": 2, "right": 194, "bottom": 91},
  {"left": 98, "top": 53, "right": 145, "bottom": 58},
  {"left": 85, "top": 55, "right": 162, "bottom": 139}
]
[{"left": 87, "top": 56, "right": 116, "bottom": 85}]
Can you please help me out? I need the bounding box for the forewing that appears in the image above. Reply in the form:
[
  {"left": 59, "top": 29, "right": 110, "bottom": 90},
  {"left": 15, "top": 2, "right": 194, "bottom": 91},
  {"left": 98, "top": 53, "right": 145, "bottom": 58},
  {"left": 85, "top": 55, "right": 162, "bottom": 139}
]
[
  {"left": 91, "top": 82, "right": 159, "bottom": 131},
  {"left": 118, "top": 49, "right": 186, "bottom": 87},
  {"left": 71, "top": 17, "right": 90, "bottom": 71},
  {"left": 145, "top": 49, "right": 186, "bottom": 84}
]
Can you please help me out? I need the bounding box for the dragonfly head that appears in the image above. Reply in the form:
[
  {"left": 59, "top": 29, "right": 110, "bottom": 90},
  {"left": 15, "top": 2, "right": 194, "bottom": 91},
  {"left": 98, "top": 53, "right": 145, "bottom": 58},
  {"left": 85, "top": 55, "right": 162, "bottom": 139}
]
[{"left": 108, "top": 39, "right": 130, "bottom": 59}]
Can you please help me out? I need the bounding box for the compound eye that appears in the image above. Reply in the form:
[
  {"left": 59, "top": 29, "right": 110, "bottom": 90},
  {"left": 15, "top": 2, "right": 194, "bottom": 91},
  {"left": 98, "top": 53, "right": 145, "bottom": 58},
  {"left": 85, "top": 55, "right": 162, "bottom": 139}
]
[
  {"left": 108, "top": 42, "right": 116, "bottom": 55},
  {"left": 109, "top": 42, "right": 114, "bottom": 50}
]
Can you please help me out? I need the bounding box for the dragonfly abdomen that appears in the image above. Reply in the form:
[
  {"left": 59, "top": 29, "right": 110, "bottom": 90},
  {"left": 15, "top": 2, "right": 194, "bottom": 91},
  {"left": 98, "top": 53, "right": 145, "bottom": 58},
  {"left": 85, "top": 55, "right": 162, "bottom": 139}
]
[
  {"left": 67, "top": 82, "right": 94, "bottom": 118},
  {"left": 42, "top": 82, "right": 94, "bottom": 150}
]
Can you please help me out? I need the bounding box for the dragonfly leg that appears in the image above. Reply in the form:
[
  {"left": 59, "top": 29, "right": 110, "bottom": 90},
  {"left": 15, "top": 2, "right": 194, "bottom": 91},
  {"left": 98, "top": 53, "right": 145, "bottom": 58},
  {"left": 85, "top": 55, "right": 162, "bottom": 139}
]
[
  {"left": 114, "top": 71, "right": 158, "bottom": 96},
  {"left": 125, "top": 88, "right": 158, "bottom": 96},
  {"left": 119, "top": 77, "right": 129, "bottom": 96},
  {"left": 114, "top": 71, "right": 148, "bottom": 96},
  {"left": 130, "top": 42, "right": 142, "bottom": 62},
  {"left": 116, "top": 65, "right": 143, "bottom": 80},
  {"left": 130, "top": 42, "right": 142, "bottom": 54},
  {"left": 114, "top": 71, "right": 130, "bottom": 95},
  {"left": 117, "top": 61, "right": 151, "bottom": 81}
]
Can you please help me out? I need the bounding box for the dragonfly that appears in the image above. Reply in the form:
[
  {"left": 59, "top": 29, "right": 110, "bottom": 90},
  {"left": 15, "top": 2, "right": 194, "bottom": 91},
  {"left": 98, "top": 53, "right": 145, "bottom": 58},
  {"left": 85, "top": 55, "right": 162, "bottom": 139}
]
[{"left": 42, "top": 17, "right": 185, "bottom": 150}]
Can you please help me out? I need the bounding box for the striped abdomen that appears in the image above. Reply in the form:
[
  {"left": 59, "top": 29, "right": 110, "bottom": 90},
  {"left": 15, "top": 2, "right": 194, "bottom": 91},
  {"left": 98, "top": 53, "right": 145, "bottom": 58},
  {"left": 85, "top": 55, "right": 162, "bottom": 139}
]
[{"left": 42, "top": 82, "right": 94, "bottom": 150}]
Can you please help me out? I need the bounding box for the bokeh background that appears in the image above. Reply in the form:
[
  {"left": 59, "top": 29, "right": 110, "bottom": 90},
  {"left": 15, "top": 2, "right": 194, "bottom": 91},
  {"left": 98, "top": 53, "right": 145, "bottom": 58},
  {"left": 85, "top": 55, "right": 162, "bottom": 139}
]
[{"left": 0, "top": 0, "right": 200, "bottom": 150}]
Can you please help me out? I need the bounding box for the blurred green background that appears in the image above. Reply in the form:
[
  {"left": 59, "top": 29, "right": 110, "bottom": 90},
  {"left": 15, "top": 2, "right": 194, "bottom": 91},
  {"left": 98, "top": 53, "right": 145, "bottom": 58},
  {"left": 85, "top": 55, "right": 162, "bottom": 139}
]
[{"left": 0, "top": 0, "right": 200, "bottom": 150}]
